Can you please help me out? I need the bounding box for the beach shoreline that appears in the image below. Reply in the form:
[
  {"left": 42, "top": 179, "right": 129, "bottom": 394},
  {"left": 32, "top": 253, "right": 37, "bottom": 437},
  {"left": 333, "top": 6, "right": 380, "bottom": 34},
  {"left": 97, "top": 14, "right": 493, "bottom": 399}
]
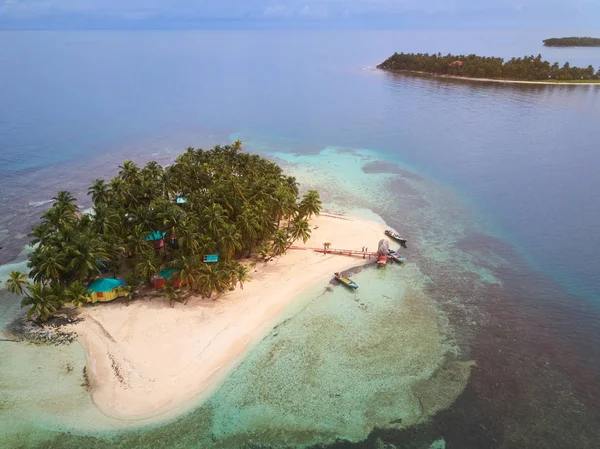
[
  {"left": 380, "top": 68, "right": 600, "bottom": 86},
  {"left": 72, "top": 212, "right": 391, "bottom": 424}
]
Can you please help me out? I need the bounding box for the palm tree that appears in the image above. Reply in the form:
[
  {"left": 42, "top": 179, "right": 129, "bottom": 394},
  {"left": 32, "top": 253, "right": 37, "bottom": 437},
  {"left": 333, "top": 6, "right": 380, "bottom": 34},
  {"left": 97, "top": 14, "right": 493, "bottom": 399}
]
[
  {"left": 156, "top": 201, "right": 184, "bottom": 231},
  {"left": 237, "top": 210, "right": 259, "bottom": 240},
  {"left": 285, "top": 176, "right": 299, "bottom": 197},
  {"left": 109, "top": 178, "right": 127, "bottom": 204},
  {"left": 68, "top": 235, "right": 109, "bottom": 283},
  {"left": 135, "top": 251, "right": 160, "bottom": 284},
  {"left": 232, "top": 139, "right": 243, "bottom": 153},
  {"left": 257, "top": 242, "right": 272, "bottom": 261},
  {"left": 197, "top": 235, "right": 217, "bottom": 257},
  {"left": 52, "top": 191, "right": 78, "bottom": 214},
  {"left": 44, "top": 202, "right": 78, "bottom": 229},
  {"left": 132, "top": 205, "right": 159, "bottom": 234},
  {"left": 290, "top": 217, "right": 311, "bottom": 244},
  {"left": 54, "top": 226, "right": 77, "bottom": 248},
  {"left": 6, "top": 271, "right": 29, "bottom": 296},
  {"left": 143, "top": 161, "right": 163, "bottom": 182},
  {"left": 66, "top": 281, "right": 91, "bottom": 308},
  {"left": 236, "top": 210, "right": 260, "bottom": 255},
  {"left": 124, "top": 272, "right": 142, "bottom": 305},
  {"left": 234, "top": 264, "right": 251, "bottom": 290},
  {"left": 205, "top": 203, "right": 226, "bottom": 238},
  {"left": 196, "top": 264, "right": 229, "bottom": 299},
  {"left": 271, "top": 230, "right": 290, "bottom": 256},
  {"left": 28, "top": 223, "right": 51, "bottom": 247},
  {"left": 219, "top": 224, "right": 242, "bottom": 258},
  {"left": 30, "top": 246, "right": 66, "bottom": 284},
  {"left": 175, "top": 218, "right": 199, "bottom": 255},
  {"left": 126, "top": 225, "right": 153, "bottom": 257},
  {"left": 92, "top": 205, "right": 121, "bottom": 235},
  {"left": 272, "top": 186, "right": 294, "bottom": 229},
  {"left": 88, "top": 179, "right": 110, "bottom": 206},
  {"left": 20, "top": 283, "right": 60, "bottom": 322},
  {"left": 299, "top": 190, "right": 322, "bottom": 219},
  {"left": 118, "top": 160, "right": 140, "bottom": 182},
  {"left": 174, "top": 254, "right": 197, "bottom": 293},
  {"left": 254, "top": 202, "right": 276, "bottom": 238},
  {"left": 162, "top": 284, "right": 182, "bottom": 308}
]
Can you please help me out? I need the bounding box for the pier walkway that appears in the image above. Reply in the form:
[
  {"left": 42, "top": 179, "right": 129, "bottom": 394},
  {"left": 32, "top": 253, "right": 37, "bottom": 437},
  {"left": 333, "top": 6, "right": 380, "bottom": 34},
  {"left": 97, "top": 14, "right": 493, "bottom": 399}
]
[{"left": 288, "top": 246, "right": 381, "bottom": 260}]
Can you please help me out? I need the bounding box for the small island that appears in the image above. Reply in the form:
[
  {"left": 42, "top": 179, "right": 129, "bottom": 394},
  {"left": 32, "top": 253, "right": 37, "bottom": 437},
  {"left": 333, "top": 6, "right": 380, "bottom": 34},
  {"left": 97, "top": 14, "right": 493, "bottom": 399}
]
[
  {"left": 378, "top": 52, "right": 600, "bottom": 84},
  {"left": 4, "top": 141, "right": 395, "bottom": 420},
  {"left": 543, "top": 37, "right": 600, "bottom": 47}
]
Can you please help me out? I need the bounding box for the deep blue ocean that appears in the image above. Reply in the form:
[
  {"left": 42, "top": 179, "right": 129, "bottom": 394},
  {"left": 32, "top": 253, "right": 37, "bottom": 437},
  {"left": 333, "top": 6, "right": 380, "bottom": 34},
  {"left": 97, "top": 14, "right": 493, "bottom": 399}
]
[{"left": 1, "top": 29, "right": 600, "bottom": 448}]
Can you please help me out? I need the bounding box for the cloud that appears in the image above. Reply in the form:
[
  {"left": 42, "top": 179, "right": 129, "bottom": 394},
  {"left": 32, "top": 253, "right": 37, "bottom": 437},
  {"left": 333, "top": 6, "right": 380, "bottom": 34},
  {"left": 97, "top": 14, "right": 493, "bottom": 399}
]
[
  {"left": 299, "top": 4, "right": 328, "bottom": 19},
  {"left": 0, "top": 0, "right": 598, "bottom": 27},
  {"left": 262, "top": 3, "right": 329, "bottom": 20},
  {"left": 0, "top": 0, "right": 166, "bottom": 19},
  {"left": 262, "top": 4, "right": 294, "bottom": 18}
]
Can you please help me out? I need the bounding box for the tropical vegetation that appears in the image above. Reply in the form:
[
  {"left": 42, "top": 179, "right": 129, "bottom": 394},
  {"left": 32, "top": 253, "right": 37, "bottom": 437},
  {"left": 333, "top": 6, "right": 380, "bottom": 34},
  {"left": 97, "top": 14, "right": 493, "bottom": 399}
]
[
  {"left": 5, "top": 141, "right": 321, "bottom": 321},
  {"left": 543, "top": 37, "right": 600, "bottom": 47},
  {"left": 378, "top": 52, "right": 600, "bottom": 82}
]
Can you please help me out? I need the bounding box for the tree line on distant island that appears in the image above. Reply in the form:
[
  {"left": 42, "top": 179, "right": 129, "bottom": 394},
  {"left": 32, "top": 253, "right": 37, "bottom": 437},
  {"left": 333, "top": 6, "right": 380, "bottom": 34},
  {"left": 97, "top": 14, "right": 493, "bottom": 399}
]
[
  {"left": 378, "top": 52, "right": 600, "bottom": 82},
  {"left": 3, "top": 141, "right": 322, "bottom": 321},
  {"left": 543, "top": 37, "right": 600, "bottom": 47}
]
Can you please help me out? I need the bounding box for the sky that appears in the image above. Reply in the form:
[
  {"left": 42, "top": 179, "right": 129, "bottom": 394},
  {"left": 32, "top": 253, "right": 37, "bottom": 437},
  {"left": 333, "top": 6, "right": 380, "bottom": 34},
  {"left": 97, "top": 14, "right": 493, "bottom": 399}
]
[{"left": 0, "top": 0, "right": 599, "bottom": 29}]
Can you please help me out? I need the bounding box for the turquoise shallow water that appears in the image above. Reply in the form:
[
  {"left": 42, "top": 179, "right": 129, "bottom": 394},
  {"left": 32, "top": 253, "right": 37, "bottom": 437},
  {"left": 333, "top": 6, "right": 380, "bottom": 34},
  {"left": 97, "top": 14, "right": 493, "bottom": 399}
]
[{"left": 1, "top": 30, "right": 600, "bottom": 448}]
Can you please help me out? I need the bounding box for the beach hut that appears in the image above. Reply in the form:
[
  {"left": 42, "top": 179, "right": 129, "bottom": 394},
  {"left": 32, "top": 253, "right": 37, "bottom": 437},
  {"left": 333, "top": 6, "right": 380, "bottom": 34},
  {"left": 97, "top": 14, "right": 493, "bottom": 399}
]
[
  {"left": 152, "top": 269, "right": 184, "bottom": 289},
  {"left": 87, "top": 278, "right": 128, "bottom": 303},
  {"left": 146, "top": 231, "right": 166, "bottom": 249}
]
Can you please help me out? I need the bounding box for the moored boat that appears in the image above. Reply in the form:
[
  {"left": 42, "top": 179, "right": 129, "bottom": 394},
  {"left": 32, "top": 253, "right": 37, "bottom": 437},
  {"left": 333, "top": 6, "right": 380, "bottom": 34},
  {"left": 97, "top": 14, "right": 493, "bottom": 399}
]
[
  {"left": 388, "top": 249, "right": 407, "bottom": 263},
  {"left": 385, "top": 229, "right": 407, "bottom": 245},
  {"left": 334, "top": 272, "right": 359, "bottom": 289}
]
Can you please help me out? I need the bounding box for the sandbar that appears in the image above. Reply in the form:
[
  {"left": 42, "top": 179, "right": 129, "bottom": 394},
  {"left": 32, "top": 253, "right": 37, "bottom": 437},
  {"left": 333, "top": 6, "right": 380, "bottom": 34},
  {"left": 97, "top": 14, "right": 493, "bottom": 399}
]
[{"left": 383, "top": 69, "right": 600, "bottom": 86}]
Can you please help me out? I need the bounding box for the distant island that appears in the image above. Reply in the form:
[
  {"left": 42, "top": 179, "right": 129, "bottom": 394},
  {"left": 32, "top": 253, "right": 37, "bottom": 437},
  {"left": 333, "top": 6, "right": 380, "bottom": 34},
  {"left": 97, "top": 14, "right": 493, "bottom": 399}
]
[
  {"left": 543, "top": 37, "right": 600, "bottom": 47},
  {"left": 377, "top": 52, "right": 600, "bottom": 84}
]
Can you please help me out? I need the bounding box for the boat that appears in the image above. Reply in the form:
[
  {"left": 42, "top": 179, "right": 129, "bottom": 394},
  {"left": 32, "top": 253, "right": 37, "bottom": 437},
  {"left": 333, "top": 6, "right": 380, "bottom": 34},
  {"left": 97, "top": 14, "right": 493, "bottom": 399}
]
[
  {"left": 334, "top": 272, "right": 359, "bottom": 289},
  {"left": 388, "top": 249, "right": 407, "bottom": 263},
  {"left": 385, "top": 229, "right": 407, "bottom": 245}
]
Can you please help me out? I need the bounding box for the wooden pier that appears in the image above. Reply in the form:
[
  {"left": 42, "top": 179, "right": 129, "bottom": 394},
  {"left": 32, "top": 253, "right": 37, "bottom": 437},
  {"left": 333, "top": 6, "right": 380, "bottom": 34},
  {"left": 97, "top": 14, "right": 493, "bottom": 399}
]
[{"left": 288, "top": 245, "right": 391, "bottom": 263}]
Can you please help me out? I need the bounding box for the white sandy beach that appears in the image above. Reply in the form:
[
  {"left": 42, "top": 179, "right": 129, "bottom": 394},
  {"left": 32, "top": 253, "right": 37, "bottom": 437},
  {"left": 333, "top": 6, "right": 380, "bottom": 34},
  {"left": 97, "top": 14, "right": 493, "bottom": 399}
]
[
  {"left": 387, "top": 69, "right": 600, "bottom": 86},
  {"left": 73, "top": 213, "right": 390, "bottom": 422}
]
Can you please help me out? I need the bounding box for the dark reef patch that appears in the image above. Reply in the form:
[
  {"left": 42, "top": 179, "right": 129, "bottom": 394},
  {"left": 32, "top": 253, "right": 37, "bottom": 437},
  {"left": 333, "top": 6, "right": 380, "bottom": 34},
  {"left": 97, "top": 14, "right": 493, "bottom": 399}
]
[{"left": 415, "top": 231, "right": 600, "bottom": 449}]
